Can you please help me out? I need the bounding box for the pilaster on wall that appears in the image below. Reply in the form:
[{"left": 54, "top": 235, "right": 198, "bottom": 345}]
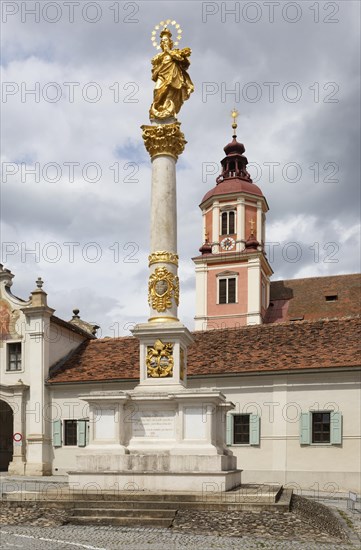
[
  {"left": 22, "top": 304, "right": 54, "bottom": 475},
  {"left": 194, "top": 263, "right": 208, "bottom": 331},
  {"left": 212, "top": 201, "right": 220, "bottom": 253},
  {"left": 236, "top": 198, "right": 245, "bottom": 251},
  {"left": 257, "top": 201, "right": 262, "bottom": 244},
  {"left": 247, "top": 257, "right": 262, "bottom": 325}
]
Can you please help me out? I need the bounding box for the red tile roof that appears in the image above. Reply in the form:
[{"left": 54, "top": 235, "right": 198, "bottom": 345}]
[
  {"left": 266, "top": 274, "right": 361, "bottom": 323},
  {"left": 48, "top": 316, "right": 361, "bottom": 384}
]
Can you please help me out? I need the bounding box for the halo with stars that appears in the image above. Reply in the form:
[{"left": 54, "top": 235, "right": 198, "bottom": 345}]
[{"left": 151, "top": 19, "right": 183, "bottom": 50}]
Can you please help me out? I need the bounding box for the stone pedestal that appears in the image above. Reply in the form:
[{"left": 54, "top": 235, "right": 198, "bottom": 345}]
[
  {"left": 132, "top": 321, "right": 193, "bottom": 388},
  {"left": 68, "top": 388, "right": 242, "bottom": 492}
]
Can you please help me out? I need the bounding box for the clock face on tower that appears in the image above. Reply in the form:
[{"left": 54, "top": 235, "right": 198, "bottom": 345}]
[{"left": 220, "top": 237, "right": 235, "bottom": 251}]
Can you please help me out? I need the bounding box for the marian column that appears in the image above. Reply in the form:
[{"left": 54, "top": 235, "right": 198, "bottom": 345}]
[
  {"left": 132, "top": 21, "right": 194, "bottom": 389},
  {"left": 69, "top": 24, "right": 241, "bottom": 490}
]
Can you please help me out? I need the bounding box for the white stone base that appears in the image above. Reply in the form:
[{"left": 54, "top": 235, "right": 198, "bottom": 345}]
[
  {"left": 74, "top": 452, "right": 237, "bottom": 473},
  {"left": 8, "top": 459, "right": 25, "bottom": 476},
  {"left": 70, "top": 371, "right": 241, "bottom": 493},
  {"left": 25, "top": 462, "right": 52, "bottom": 476},
  {"left": 68, "top": 469, "right": 242, "bottom": 492}
]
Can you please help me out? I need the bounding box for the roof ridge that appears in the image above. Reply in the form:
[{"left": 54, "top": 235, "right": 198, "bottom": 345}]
[
  {"left": 51, "top": 315, "right": 96, "bottom": 339},
  {"left": 271, "top": 273, "right": 361, "bottom": 284},
  {"left": 67, "top": 315, "right": 361, "bottom": 345}
]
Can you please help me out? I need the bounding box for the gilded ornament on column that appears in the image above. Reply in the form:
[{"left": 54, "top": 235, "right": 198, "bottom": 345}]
[
  {"left": 148, "top": 251, "right": 179, "bottom": 267},
  {"left": 146, "top": 339, "right": 174, "bottom": 378},
  {"left": 148, "top": 267, "right": 179, "bottom": 312},
  {"left": 141, "top": 122, "right": 186, "bottom": 160}
]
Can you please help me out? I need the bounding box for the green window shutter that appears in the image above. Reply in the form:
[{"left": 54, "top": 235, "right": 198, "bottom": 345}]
[
  {"left": 249, "top": 414, "right": 260, "bottom": 445},
  {"left": 300, "top": 413, "right": 311, "bottom": 444},
  {"left": 226, "top": 414, "right": 233, "bottom": 445},
  {"left": 85, "top": 420, "right": 90, "bottom": 446},
  {"left": 77, "top": 420, "right": 86, "bottom": 447},
  {"left": 330, "top": 412, "right": 342, "bottom": 444},
  {"left": 53, "top": 419, "right": 62, "bottom": 447}
]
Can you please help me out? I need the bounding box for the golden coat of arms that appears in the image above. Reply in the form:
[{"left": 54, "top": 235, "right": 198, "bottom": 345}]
[
  {"left": 146, "top": 339, "right": 174, "bottom": 378},
  {"left": 148, "top": 267, "right": 179, "bottom": 312}
]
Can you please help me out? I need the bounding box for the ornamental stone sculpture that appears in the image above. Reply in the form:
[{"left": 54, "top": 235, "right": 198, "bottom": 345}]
[{"left": 149, "top": 25, "right": 194, "bottom": 120}]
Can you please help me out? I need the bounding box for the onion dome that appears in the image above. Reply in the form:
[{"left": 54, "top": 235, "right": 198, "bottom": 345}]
[
  {"left": 243, "top": 231, "right": 260, "bottom": 252},
  {"left": 200, "top": 111, "right": 264, "bottom": 205},
  {"left": 199, "top": 235, "right": 212, "bottom": 255}
]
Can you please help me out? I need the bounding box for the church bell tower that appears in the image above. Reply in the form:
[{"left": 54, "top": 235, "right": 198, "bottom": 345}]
[{"left": 193, "top": 111, "right": 273, "bottom": 330}]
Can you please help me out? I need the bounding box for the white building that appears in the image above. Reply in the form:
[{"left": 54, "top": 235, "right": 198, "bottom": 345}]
[{"left": 0, "top": 129, "right": 360, "bottom": 493}]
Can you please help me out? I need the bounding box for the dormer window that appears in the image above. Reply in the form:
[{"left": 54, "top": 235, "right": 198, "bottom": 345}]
[
  {"left": 325, "top": 294, "right": 338, "bottom": 302},
  {"left": 221, "top": 210, "right": 235, "bottom": 235}
]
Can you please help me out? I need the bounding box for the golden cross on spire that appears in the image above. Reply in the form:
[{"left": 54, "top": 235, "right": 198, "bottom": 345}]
[
  {"left": 249, "top": 219, "right": 255, "bottom": 234},
  {"left": 231, "top": 108, "right": 239, "bottom": 133}
]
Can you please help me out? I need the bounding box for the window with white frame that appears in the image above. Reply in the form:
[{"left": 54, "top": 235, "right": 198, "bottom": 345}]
[
  {"left": 226, "top": 413, "right": 260, "bottom": 445},
  {"left": 218, "top": 277, "right": 236, "bottom": 304},
  {"left": 7, "top": 342, "right": 22, "bottom": 371},
  {"left": 300, "top": 411, "right": 342, "bottom": 445},
  {"left": 52, "top": 419, "right": 89, "bottom": 447},
  {"left": 221, "top": 210, "right": 236, "bottom": 235}
]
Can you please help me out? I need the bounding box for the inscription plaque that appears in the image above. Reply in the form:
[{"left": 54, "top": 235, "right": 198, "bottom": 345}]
[{"left": 132, "top": 410, "right": 175, "bottom": 439}]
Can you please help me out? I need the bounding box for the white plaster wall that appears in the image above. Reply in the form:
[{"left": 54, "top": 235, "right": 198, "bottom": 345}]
[
  {"left": 48, "top": 324, "right": 86, "bottom": 366},
  {"left": 48, "top": 370, "right": 361, "bottom": 492},
  {"left": 49, "top": 382, "right": 136, "bottom": 474},
  {"left": 188, "top": 370, "right": 361, "bottom": 492}
]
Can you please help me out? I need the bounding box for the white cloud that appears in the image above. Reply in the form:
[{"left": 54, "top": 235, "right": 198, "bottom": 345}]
[{"left": 1, "top": 1, "right": 360, "bottom": 335}]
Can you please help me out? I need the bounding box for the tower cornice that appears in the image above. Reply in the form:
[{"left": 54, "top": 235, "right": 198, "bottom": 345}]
[
  {"left": 200, "top": 189, "right": 269, "bottom": 212},
  {"left": 192, "top": 250, "right": 273, "bottom": 275}
]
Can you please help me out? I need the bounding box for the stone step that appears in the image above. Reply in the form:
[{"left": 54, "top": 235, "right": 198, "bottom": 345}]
[
  {"left": 1, "top": 485, "right": 291, "bottom": 512},
  {"left": 72, "top": 507, "right": 176, "bottom": 519},
  {"left": 71, "top": 498, "right": 289, "bottom": 512},
  {"left": 3, "top": 484, "right": 281, "bottom": 500},
  {"left": 72, "top": 500, "right": 175, "bottom": 509},
  {"left": 70, "top": 516, "right": 174, "bottom": 528}
]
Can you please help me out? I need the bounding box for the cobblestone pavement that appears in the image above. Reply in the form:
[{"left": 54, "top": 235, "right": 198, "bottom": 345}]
[
  {"left": 318, "top": 498, "right": 361, "bottom": 543},
  {"left": 0, "top": 524, "right": 357, "bottom": 550},
  {"left": 1, "top": 475, "right": 360, "bottom": 550}
]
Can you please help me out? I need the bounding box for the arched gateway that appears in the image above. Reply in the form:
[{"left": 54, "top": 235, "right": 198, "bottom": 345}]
[{"left": 0, "top": 400, "right": 13, "bottom": 471}]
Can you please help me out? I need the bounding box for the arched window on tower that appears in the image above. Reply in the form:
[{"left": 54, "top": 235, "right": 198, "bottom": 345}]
[{"left": 221, "top": 211, "right": 235, "bottom": 235}]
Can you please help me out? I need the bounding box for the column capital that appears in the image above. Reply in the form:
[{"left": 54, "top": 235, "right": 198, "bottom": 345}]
[
  {"left": 148, "top": 251, "right": 179, "bottom": 267},
  {"left": 141, "top": 122, "right": 186, "bottom": 160}
]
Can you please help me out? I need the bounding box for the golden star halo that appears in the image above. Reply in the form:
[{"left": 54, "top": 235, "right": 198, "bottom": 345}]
[{"left": 151, "top": 19, "right": 183, "bottom": 49}]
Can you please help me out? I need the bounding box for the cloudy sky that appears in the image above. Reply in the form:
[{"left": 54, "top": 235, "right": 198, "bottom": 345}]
[{"left": 1, "top": 0, "right": 360, "bottom": 336}]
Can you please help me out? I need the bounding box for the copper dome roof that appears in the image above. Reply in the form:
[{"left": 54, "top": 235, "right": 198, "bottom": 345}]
[{"left": 201, "top": 177, "right": 264, "bottom": 205}]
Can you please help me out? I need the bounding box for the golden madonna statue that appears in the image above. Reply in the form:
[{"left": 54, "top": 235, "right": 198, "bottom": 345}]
[{"left": 149, "top": 27, "right": 194, "bottom": 120}]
